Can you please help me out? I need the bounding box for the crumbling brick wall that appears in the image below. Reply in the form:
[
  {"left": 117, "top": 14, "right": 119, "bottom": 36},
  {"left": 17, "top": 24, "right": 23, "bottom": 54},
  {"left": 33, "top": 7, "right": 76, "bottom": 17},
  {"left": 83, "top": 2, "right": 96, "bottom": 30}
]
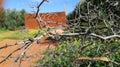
[{"left": 25, "top": 12, "right": 66, "bottom": 29}]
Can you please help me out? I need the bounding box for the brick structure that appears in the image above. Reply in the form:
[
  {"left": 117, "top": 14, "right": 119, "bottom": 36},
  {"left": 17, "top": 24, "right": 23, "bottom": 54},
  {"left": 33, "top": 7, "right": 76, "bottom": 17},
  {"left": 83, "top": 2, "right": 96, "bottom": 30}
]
[
  {"left": 25, "top": 11, "right": 66, "bottom": 29},
  {"left": 0, "top": 0, "right": 2, "bottom": 6}
]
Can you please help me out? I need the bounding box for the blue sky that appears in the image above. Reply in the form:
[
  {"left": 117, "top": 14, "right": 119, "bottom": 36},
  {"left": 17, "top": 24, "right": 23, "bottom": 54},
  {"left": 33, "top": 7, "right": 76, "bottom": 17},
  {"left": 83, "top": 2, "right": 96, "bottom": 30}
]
[{"left": 3, "top": 0, "right": 79, "bottom": 14}]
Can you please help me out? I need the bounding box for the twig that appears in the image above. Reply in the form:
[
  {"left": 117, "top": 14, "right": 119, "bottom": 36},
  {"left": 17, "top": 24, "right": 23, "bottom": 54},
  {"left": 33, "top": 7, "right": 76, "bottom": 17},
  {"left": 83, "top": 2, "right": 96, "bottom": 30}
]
[
  {"left": 0, "top": 56, "right": 32, "bottom": 58},
  {"left": 0, "top": 43, "right": 18, "bottom": 50}
]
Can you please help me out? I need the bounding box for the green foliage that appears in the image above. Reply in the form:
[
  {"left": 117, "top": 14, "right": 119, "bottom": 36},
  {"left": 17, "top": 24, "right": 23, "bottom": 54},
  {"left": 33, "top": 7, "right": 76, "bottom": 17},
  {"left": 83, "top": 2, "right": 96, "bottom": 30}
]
[
  {"left": 37, "top": 38, "right": 120, "bottom": 67},
  {"left": 0, "top": 8, "right": 26, "bottom": 30}
]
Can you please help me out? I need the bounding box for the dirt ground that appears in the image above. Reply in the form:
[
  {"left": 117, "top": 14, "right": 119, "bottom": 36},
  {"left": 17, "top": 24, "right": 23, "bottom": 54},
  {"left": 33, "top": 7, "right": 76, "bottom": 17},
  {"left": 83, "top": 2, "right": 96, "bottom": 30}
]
[
  {"left": 0, "top": 38, "right": 58, "bottom": 67},
  {"left": 0, "top": 29, "right": 63, "bottom": 67}
]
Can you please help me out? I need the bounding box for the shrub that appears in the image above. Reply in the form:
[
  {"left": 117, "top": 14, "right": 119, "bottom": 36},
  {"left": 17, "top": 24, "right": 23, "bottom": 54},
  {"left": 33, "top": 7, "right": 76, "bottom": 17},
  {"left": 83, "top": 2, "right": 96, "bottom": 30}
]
[{"left": 37, "top": 38, "right": 120, "bottom": 67}]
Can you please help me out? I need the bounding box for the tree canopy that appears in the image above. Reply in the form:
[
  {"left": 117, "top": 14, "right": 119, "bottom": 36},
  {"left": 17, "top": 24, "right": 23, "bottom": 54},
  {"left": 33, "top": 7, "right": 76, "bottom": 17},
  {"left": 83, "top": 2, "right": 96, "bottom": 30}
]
[{"left": 0, "top": 8, "right": 26, "bottom": 30}]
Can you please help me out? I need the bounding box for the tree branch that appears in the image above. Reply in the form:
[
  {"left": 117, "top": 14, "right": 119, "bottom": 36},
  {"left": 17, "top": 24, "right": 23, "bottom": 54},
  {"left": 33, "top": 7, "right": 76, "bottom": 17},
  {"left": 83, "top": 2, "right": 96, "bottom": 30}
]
[{"left": 75, "top": 57, "right": 120, "bottom": 65}]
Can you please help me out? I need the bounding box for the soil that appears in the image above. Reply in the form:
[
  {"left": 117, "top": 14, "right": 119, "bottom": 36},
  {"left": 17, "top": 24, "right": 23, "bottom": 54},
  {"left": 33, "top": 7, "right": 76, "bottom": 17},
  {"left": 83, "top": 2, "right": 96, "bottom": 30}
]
[
  {"left": 0, "top": 38, "right": 58, "bottom": 67},
  {"left": 0, "top": 29, "right": 64, "bottom": 67}
]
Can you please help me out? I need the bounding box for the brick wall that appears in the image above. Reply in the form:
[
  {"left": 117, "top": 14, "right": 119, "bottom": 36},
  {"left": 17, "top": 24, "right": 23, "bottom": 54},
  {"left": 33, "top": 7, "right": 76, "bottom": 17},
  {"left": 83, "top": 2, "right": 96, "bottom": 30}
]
[
  {"left": 0, "top": 0, "right": 2, "bottom": 5},
  {"left": 25, "top": 12, "right": 66, "bottom": 29}
]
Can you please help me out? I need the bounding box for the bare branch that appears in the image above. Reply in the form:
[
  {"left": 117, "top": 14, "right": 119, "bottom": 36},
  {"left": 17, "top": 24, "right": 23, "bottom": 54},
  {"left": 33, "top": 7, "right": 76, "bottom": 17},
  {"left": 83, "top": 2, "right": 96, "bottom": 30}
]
[
  {"left": 59, "top": 33, "right": 120, "bottom": 40},
  {"left": 90, "top": 33, "right": 120, "bottom": 40},
  {"left": 0, "top": 56, "right": 32, "bottom": 58},
  {"left": 75, "top": 57, "right": 120, "bottom": 65},
  {"left": 34, "top": 0, "right": 48, "bottom": 18},
  {"left": 0, "top": 43, "right": 18, "bottom": 50},
  {"left": 14, "top": 43, "right": 33, "bottom": 62},
  {"left": 0, "top": 43, "right": 27, "bottom": 64},
  {"left": 75, "top": 57, "right": 110, "bottom": 62}
]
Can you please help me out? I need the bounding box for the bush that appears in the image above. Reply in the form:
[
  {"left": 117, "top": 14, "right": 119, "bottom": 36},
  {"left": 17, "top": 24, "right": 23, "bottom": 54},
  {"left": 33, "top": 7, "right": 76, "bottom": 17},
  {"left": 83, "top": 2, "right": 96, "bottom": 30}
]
[{"left": 37, "top": 38, "right": 120, "bottom": 67}]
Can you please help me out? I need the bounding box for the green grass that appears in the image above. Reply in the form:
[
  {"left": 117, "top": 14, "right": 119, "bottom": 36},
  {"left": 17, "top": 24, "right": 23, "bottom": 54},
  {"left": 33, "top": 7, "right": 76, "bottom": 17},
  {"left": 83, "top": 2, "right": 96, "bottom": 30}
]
[
  {"left": 0, "top": 28, "right": 8, "bottom": 33},
  {"left": 0, "top": 29, "right": 45, "bottom": 41}
]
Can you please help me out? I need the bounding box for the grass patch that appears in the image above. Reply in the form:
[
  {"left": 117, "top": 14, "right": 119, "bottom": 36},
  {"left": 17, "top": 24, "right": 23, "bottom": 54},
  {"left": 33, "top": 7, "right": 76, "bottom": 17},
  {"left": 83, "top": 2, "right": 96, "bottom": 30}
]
[
  {"left": 0, "top": 29, "right": 45, "bottom": 41},
  {"left": 0, "top": 28, "right": 8, "bottom": 33}
]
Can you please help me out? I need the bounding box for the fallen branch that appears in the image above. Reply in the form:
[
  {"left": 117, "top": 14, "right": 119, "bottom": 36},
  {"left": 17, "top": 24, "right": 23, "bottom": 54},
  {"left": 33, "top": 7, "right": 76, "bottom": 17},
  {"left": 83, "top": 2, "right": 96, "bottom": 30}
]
[
  {"left": 75, "top": 57, "right": 110, "bottom": 62},
  {"left": 59, "top": 33, "right": 120, "bottom": 40},
  {"left": 90, "top": 33, "right": 120, "bottom": 40},
  {"left": 0, "top": 31, "right": 47, "bottom": 64},
  {"left": 75, "top": 57, "right": 120, "bottom": 65},
  {"left": 14, "top": 42, "right": 33, "bottom": 62},
  {"left": 1, "top": 29, "right": 120, "bottom": 64}
]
